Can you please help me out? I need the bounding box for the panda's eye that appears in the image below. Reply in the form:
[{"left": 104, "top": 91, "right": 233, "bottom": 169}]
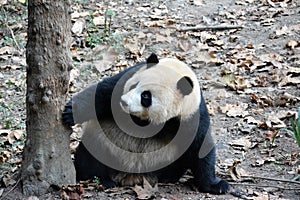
[{"left": 141, "top": 91, "right": 152, "bottom": 108}]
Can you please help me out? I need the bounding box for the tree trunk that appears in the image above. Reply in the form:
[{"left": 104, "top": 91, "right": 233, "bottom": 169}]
[{"left": 22, "top": 0, "right": 75, "bottom": 196}]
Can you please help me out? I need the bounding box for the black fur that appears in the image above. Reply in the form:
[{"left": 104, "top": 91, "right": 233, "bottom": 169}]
[
  {"left": 146, "top": 53, "right": 159, "bottom": 68},
  {"left": 62, "top": 54, "right": 230, "bottom": 194},
  {"left": 140, "top": 91, "right": 152, "bottom": 108},
  {"left": 177, "top": 76, "right": 194, "bottom": 96}
]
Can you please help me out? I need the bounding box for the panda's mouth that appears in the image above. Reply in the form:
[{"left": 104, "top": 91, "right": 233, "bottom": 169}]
[
  {"left": 128, "top": 111, "right": 150, "bottom": 121},
  {"left": 130, "top": 114, "right": 150, "bottom": 127},
  {"left": 120, "top": 103, "right": 149, "bottom": 120}
]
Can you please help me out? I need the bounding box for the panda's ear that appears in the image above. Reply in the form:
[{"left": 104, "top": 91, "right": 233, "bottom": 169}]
[
  {"left": 146, "top": 53, "right": 159, "bottom": 68},
  {"left": 177, "top": 76, "right": 194, "bottom": 96}
]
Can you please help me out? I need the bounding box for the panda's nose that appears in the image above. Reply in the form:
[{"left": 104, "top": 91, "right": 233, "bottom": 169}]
[{"left": 120, "top": 99, "right": 128, "bottom": 107}]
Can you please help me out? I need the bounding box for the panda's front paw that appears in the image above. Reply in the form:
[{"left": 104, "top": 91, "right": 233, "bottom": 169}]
[
  {"left": 62, "top": 100, "right": 75, "bottom": 127},
  {"left": 209, "top": 179, "right": 230, "bottom": 194},
  {"left": 101, "top": 180, "right": 117, "bottom": 188}
]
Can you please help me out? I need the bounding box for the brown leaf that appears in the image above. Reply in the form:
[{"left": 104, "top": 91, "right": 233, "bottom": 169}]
[
  {"left": 223, "top": 74, "right": 250, "bottom": 91},
  {"left": 124, "top": 36, "right": 141, "bottom": 55},
  {"left": 246, "top": 43, "right": 254, "bottom": 49},
  {"left": 191, "top": 0, "right": 204, "bottom": 6},
  {"left": 0, "top": 46, "right": 17, "bottom": 55},
  {"left": 228, "top": 160, "right": 241, "bottom": 181},
  {"left": 286, "top": 40, "right": 299, "bottom": 50},
  {"left": 2, "top": 176, "right": 16, "bottom": 187},
  {"left": 143, "top": 20, "right": 165, "bottom": 28},
  {"left": 156, "top": 34, "right": 172, "bottom": 44},
  {"left": 253, "top": 191, "right": 269, "bottom": 200},
  {"left": 220, "top": 103, "right": 249, "bottom": 117},
  {"left": 93, "top": 16, "right": 105, "bottom": 26},
  {"left": 265, "top": 131, "right": 278, "bottom": 141},
  {"left": 200, "top": 31, "right": 217, "bottom": 43},
  {"left": 244, "top": 116, "right": 262, "bottom": 125},
  {"left": 279, "top": 74, "right": 300, "bottom": 87},
  {"left": 287, "top": 66, "right": 300, "bottom": 75},
  {"left": 61, "top": 185, "right": 85, "bottom": 200},
  {"left": 71, "top": 11, "right": 90, "bottom": 20},
  {"left": 251, "top": 94, "right": 272, "bottom": 107},
  {"left": 132, "top": 177, "right": 158, "bottom": 200},
  {"left": 252, "top": 158, "right": 265, "bottom": 167},
  {"left": 275, "top": 25, "right": 291, "bottom": 36},
  {"left": 71, "top": 18, "right": 85, "bottom": 35},
  {"left": 85, "top": 46, "right": 119, "bottom": 73},
  {"left": 177, "top": 38, "right": 192, "bottom": 52},
  {"left": 0, "top": 65, "right": 22, "bottom": 70},
  {"left": 27, "top": 196, "right": 39, "bottom": 200},
  {"left": 229, "top": 137, "right": 252, "bottom": 150},
  {"left": 265, "top": 114, "right": 286, "bottom": 129}
]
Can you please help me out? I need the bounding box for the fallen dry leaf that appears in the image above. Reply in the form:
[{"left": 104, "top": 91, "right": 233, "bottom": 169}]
[
  {"left": 265, "top": 131, "right": 278, "bottom": 141},
  {"left": 251, "top": 94, "right": 273, "bottom": 107},
  {"left": 27, "top": 196, "right": 39, "bottom": 200},
  {"left": 275, "top": 25, "right": 291, "bottom": 36},
  {"left": 132, "top": 177, "right": 158, "bottom": 200},
  {"left": 252, "top": 158, "right": 265, "bottom": 167},
  {"left": 220, "top": 103, "right": 249, "bottom": 118},
  {"left": 279, "top": 74, "right": 300, "bottom": 87},
  {"left": 71, "top": 11, "right": 90, "bottom": 19},
  {"left": 71, "top": 18, "right": 85, "bottom": 36},
  {"left": 286, "top": 40, "right": 299, "bottom": 50},
  {"left": 191, "top": 0, "right": 204, "bottom": 6},
  {"left": 265, "top": 115, "right": 286, "bottom": 129},
  {"left": 0, "top": 46, "right": 17, "bottom": 55},
  {"left": 228, "top": 160, "right": 241, "bottom": 181},
  {"left": 61, "top": 185, "right": 85, "bottom": 200},
  {"left": 2, "top": 175, "right": 16, "bottom": 187},
  {"left": 85, "top": 46, "right": 119, "bottom": 73},
  {"left": 93, "top": 16, "right": 105, "bottom": 26},
  {"left": 244, "top": 116, "right": 262, "bottom": 125},
  {"left": 124, "top": 36, "right": 141, "bottom": 55},
  {"left": 156, "top": 34, "right": 172, "bottom": 44},
  {"left": 229, "top": 136, "right": 253, "bottom": 150},
  {"left": 223, "top": 74, "right": 250, "bottom": 91},
  {"left": 253, "top": 191, "right": 269, "bottom": 200},
  {"left": 177, "top": 38, "right": 192, "bottom": 52}
]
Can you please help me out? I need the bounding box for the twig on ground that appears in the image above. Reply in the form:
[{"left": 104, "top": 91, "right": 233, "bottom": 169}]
[
  {"left": 0, "top": 178, "right": 21, "bottom": 200},
  {"left": 178, "top": 24, "right": 243, "bottom": 31},
  {"left": 5, "top": 24, "right": 21, "bottom": 51},
  {"left": 229, "top": 182, "right": 300, "bottom": 190},
  {"left": 241, "top": 175, "right": 300, "bottom": 185},
  {"left": 0, "top": 7, "right": 21, "bottom": 51}
]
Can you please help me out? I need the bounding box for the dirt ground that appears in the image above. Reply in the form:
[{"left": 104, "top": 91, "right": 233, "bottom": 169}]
[{"left": 0, "top": 0, "right": 299, "bottom": 199}]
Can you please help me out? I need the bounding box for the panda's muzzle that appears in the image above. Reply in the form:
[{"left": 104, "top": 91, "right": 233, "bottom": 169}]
[{"left": 120, "top": 99, "right": 128, "bottom": 108}]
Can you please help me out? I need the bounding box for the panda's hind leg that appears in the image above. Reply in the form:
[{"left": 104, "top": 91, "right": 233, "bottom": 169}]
[
  {"left": 74, "top": 142, "right": 117, "bottom": 188},
  {"left": 191, "top": 148, "right": 230, "bottom": 194}
]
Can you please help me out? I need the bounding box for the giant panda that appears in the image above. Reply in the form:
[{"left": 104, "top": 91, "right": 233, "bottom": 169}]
[{"left": 62, "top": 53, "right": 230, "bottom": 194}]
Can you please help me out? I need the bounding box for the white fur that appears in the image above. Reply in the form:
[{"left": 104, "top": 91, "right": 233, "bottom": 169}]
[
  {"left": 83, "top": 119, "right": 178, "bottom": 172},
  {"left": 121, "top": 58, "right": 201, "bottom": 124}
]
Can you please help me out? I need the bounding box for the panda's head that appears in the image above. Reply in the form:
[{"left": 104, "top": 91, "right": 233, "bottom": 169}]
[{"left": 120, "top": 54, "right": 201, "bottom": 124}]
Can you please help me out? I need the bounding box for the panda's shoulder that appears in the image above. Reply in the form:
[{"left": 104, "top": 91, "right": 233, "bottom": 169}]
[{"left": 99, "top": 61, "right": 147, "bottom": 86}]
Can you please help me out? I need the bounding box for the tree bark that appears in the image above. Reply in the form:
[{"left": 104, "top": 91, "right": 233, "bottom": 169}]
[{"left": 22, "top": 0, "right": 75, "bottom": 196}]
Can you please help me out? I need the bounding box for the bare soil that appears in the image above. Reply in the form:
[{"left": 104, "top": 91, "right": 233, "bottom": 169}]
[{"left": 0, "top": 0, "right": 299, "bottom": 199}]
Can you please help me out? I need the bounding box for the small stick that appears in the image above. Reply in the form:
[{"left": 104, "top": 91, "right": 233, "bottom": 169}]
[
  {"left": 6, "top": 24, "right": 21, "bottom": 51},
  {"left": 178, "top": 24, "right": 243, "bottom": 31},
  {"left": 0, "top": 7, "right": 21, "bottom": 51},
  {"left": 229, "top": 182, "right": 300, "bottom": 190},
  {"left": 0, "top": 178, "right": 21, "bottom": 200},
  {"left": 241, "top": 175, "right": 300, "bottom": 185}
]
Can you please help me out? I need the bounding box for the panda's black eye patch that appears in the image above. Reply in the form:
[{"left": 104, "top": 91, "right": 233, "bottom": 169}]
[
  {"left": 129, "top": 82, "right": 139, "bottom": 91},
  {"left": 141, "top": 91, "right": 152, "bottom": 108},
  {"left": 177, "top": 76, "right": 193, "bottom": 96}
]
